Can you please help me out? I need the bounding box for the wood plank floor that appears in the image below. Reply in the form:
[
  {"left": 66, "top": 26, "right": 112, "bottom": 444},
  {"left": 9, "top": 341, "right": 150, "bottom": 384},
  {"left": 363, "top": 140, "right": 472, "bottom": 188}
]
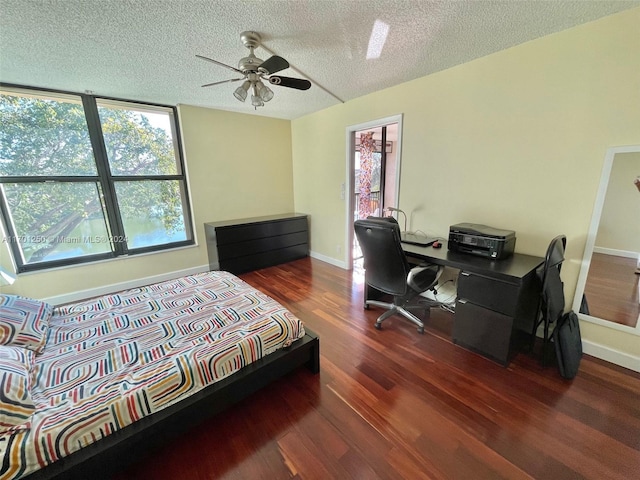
[
  {"left": 583, "top": 253, "right": 639, "bottom": 327},
  {"left": 117, "top": 257, "right": 640, "bottom": 480}
]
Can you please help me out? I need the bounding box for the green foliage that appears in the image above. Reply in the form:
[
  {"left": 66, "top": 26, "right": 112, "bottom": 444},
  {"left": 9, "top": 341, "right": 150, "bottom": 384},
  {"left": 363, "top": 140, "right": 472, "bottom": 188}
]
[
  {"left": 0, "top": 93, "right": 186, "bottom": 263},
  {"left": 99, "top": 106, "right": 177, "bottom": 176},
  {"left": 0, "top": 95, "right": 96, "bottom": 176}
]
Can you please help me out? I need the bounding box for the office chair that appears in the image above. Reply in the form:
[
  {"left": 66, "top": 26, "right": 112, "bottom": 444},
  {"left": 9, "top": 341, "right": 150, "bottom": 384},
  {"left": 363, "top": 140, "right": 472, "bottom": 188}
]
[
  {"left": 533, "top": 235, "right": 567, "bottom": 364},
  {"left": 354, "top": 217, "right": 443, "bottom": 334}
]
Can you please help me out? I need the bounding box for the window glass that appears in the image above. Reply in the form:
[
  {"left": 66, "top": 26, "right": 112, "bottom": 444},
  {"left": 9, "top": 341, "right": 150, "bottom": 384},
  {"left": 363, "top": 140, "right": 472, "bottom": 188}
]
[
  {"left": 0, "top": 91, "right": 97, "bottom": 176},
  {"left": 115, "top": 180, "right": 188, "bottom": 249},
  {"left": 1, "top": 182, "right": 111, "bottom": 264},
  {"left": 97, "top": 102, "right": 180, "bottom": 176},
  {"left": 0, "top": 86, "right": 194, "bottom": 273}
]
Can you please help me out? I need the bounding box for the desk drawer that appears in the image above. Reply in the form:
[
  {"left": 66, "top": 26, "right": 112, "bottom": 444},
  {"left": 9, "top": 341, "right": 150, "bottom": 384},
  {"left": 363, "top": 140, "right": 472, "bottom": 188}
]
[
  {"left": 458, "top": 271, "right": 519, "bottom": 316},
  {"left": 453, "top": 300, "right": 514, "bottom": 365}
]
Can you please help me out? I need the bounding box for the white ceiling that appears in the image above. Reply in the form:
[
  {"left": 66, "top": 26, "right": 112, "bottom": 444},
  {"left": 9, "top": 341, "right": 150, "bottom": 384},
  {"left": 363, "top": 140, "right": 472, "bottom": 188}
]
[{"left": 1, "top": 0, "right": 638, "bottom": 120}]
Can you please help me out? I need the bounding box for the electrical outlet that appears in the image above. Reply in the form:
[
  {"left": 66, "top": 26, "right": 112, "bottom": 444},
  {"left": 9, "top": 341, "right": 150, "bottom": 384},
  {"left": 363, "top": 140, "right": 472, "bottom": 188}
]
[
  {"left": 336, "top": 244, "right": 342, "bottom": 254},
  {"left": 340, "top": 182, "right": 345, "bottom": 200}
]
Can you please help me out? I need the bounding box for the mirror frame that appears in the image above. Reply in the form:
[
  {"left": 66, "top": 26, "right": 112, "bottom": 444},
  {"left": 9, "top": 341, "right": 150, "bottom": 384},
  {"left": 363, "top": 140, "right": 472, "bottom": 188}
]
[{"left": 572, "top": 144, "right": 640, "bottom": 336}]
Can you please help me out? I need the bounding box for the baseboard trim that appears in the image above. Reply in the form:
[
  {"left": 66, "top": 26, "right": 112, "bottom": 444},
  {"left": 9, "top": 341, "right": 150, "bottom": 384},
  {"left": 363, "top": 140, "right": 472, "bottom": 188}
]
[
  {"left": 592, "top": 246, "right": 639, "bottom": 259},
  {"left": 43, "top": 264, "right": 210, "bottom": 305},
  {"left": 309, "top": 251, "right": 349, "bottom": 270},
  {"left": 582, "top": 339, "right": 640, "bottom": 372}
]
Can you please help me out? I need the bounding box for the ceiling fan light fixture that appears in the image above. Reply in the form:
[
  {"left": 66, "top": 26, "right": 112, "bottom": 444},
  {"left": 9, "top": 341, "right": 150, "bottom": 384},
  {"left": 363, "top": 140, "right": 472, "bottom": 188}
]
[
  {"left": 197, "top": 30, "right": 314, "bottom": 109},
  {"left": 251, "top": 94, "right": 264, "bottom": 107},
  {"left": 233, "top": 80, "right": 251, "bottom": 102},
  {"left": 251, "top": 83, "right": 265, "bottom": 107},
  {"left": 256, "top": 81, "right": 274, "bottom": 102}
]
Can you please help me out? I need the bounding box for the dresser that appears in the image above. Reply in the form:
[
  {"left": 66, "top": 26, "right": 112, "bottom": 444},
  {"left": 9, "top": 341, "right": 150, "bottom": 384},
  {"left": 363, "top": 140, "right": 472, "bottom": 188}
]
[{"left": 205, "top": 213, "right": 309, "bottom": 274}]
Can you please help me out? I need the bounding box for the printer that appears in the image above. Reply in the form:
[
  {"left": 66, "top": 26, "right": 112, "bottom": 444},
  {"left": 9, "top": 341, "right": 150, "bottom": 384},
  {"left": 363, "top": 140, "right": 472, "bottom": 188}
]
[{"left": 448, "top": 223, "right": 516, "bottom": 259}]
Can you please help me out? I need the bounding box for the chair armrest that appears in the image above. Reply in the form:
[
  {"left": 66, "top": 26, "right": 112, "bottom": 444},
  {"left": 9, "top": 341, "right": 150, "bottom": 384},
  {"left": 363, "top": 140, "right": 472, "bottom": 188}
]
[{"left": 407, "top": 264, "right": 443, "bottom": 290}]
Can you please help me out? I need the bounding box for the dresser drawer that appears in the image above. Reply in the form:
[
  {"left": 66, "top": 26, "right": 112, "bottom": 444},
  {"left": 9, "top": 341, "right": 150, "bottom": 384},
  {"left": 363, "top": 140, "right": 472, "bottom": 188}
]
[
  {"left": 457, "top": 270, "right": 519, "bottom": 316},
  {"left": 216, "top": 217, "right": 308, "bottom": 245},
  {"left": 217, "top": 231, "right": 308, "bottom": 259},
  {"left": 220, "top": 244, "right": 309, "bottom": 274}
]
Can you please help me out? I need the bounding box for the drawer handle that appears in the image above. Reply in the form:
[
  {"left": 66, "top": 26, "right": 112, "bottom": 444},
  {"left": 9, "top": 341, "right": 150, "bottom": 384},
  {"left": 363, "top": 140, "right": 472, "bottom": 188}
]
[
  {"left": 458, "top": 298, "right": 467, "bottom": 304},
  {"left": 461, "top": 272, "right": 471, "bottom": 277}
]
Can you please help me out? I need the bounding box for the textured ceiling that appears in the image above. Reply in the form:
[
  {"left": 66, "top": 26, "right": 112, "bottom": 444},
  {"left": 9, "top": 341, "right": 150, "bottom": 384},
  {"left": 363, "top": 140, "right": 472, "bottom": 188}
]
[{"left": 1, "top": 0, "right": 638, "bottom": 120}]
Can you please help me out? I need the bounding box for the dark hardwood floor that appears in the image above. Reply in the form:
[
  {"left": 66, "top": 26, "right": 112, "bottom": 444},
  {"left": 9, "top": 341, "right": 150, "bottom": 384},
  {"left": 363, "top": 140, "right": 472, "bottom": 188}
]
[
  {"left": 116, "top": 257, "right": 640, "bottom": 480},
  {"left": 584, "top": 253, "right": 639, "bottom": 327}
]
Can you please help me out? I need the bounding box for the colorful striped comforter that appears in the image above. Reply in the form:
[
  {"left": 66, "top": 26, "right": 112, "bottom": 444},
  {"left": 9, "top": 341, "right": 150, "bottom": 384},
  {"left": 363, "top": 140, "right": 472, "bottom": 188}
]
[{"left": 1, "top": 271, "right": 305, "bottom": 479}]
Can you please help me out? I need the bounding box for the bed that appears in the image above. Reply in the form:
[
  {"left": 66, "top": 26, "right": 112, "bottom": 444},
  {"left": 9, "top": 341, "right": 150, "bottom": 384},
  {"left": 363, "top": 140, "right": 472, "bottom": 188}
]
[{"left": 0, "top": 271, "right": 319, "bottom": 480}]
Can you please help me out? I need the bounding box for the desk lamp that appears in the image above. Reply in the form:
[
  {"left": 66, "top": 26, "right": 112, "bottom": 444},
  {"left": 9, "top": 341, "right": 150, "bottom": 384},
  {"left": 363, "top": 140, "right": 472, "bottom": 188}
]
[{"left": 385, "top": 207, "right": 407, "bottom": 232}]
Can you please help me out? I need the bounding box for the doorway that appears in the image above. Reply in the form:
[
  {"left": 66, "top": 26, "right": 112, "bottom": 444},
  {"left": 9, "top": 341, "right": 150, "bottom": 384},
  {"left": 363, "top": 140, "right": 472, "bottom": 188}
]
[{"left": 345, "top": 115, "right": 403, "bottom": 270}]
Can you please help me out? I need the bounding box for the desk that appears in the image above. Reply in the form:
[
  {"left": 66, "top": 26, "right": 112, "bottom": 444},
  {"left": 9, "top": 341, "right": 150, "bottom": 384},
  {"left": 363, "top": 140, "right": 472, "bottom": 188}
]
[{"left": 369, "top": 240, "right": 544, "bottom": 365}]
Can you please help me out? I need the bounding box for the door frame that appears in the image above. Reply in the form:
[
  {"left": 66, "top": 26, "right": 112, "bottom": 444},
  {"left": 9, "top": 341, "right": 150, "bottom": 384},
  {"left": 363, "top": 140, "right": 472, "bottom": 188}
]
[{"left": 345, "top": 114, "right": 403, "bottom": 269}]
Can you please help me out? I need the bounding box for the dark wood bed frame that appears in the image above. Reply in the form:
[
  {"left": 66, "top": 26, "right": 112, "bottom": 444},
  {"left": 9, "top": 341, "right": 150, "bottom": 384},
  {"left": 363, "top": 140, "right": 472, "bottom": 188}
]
[{"left": 24, "top": 329, "right": 320, "bottom": 480}]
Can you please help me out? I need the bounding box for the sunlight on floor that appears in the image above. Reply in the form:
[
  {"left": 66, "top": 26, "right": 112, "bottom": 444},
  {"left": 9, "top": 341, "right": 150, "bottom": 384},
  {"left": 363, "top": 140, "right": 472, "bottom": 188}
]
[{"left": 352, "top": 258, "right": 365, "bottom": 284}]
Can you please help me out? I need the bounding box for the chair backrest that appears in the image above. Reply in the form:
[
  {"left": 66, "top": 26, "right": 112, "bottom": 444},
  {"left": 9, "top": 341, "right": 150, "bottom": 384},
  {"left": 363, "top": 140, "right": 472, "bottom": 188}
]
[
  {"left": 544, "top": 235, "right": 566, "bottom": 273},
  {"left": 354, "top": 218, "right": 409, "bottom": 296},
  {"left": 540, "top": 235, "right": 567, "bottom": 324}
]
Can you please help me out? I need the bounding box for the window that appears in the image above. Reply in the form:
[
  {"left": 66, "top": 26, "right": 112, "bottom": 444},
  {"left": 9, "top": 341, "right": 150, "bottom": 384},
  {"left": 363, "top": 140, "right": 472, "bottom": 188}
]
[{"left": 0, "top": 86, "right": 193, "bottom": 273}]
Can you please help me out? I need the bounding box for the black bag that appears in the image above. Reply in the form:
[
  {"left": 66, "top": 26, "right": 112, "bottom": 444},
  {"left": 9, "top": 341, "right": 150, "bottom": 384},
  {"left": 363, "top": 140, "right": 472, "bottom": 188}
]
[{"left": 553, "top": 310, "right": 582, "bottom": 379}]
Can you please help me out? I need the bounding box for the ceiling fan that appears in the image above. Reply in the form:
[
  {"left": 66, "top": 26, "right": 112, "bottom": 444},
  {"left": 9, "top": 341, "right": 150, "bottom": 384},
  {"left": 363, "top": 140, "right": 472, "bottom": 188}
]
[{"left": 197, "top": 31, "right": 311, "bottom": 108}]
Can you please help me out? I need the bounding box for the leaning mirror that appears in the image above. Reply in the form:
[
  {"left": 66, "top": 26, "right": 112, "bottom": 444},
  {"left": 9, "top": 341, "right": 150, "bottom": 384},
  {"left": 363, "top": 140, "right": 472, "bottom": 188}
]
[{"left": 573, "top": 145, "right": 640, "bottom": 335}]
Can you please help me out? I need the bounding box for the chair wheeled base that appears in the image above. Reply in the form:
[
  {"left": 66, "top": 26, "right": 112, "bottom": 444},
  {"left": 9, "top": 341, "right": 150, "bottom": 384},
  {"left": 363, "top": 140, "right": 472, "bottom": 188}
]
[
  {"left": 366, "top": 296, "right": 434, "bottom": 334},
  {"left": 355, "top": 217, "right": 443, "bottom": 335}
]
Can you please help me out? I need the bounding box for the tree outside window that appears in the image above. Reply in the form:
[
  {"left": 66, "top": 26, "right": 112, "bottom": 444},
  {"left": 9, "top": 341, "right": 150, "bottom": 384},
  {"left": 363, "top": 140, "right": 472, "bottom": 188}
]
[{"left": 0, "top": 86, "right": 193, "bottom": 272}]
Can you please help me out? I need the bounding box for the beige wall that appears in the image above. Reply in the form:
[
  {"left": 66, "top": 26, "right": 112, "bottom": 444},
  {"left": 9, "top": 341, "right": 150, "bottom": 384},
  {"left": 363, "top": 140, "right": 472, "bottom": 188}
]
[
  {"left": 596, "top": 151, "right": 640, "bottom": 252},
  {"left": 1, "top": 8, "right": 637, "bottom": 361},
  {"left": 292, "top": 8, "right": 640, "bottom": 358},
  {"left": 0, "top": 105, "right": 293, "bottom": 299}
]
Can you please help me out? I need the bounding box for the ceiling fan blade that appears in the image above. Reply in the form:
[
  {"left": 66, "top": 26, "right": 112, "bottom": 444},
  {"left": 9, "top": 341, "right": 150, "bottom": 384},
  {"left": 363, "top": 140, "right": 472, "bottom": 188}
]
[
  {"left": 196, "top": 54, "right": 243, "bottom": 74},
  {"left": 258, "top": 55, "right": 289, "bottom": 75},
  {"left": 268, "top": 76, "right": 312, "bottom": 90},
  {"left": 201, "top": 78, "right": 244, "bottom": 88}
]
